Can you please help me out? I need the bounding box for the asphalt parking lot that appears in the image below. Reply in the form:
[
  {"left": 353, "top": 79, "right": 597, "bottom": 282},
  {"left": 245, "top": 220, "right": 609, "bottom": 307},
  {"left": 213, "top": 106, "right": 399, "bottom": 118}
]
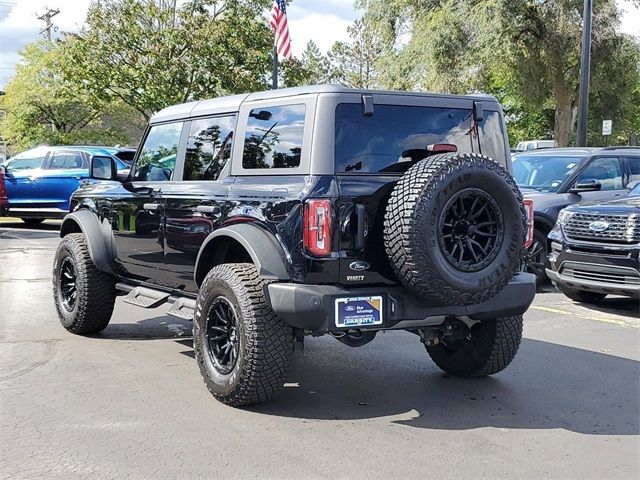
[{"left": 1, "top": 219, "right": 639, "bottom": 480}]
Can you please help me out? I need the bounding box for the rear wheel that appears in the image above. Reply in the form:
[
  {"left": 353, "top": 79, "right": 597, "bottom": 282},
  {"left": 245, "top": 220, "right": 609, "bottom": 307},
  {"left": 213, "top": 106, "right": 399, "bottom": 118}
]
[
  {"left": 558, "top": 286, "right": 606, "bottom": 304},
  {"left": 52, "top": 233, "right": 116, "bottom": 334},
  {"left": 522, "top": 229, "right": 548, "bottom": 285},
  {"left": 21, "top": 218, "right": 44, "bottom": 226},
  {"left": 426, "top": 316, "right": 523, "bottom": 377},
  {"left": 193, "top": 263, "right": 294, "bottom": 406}
]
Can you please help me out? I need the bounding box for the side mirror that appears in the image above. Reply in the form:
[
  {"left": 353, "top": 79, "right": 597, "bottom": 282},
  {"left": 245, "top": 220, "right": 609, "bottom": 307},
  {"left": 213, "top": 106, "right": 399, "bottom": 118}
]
[
  {"left": 570, "top": 178, "right": 602, "bottom": 193},
  {"left": 90, "top": 155, "right": 116, "bottom": 181}
]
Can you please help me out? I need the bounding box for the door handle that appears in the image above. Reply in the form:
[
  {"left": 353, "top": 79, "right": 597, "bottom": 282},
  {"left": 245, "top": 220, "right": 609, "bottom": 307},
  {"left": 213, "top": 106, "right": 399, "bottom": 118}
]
[
  {"left": 196, "top": 205, "right": 221, "bottom": 215},
  {"left": 143, "top": 203, "right": 161, "bottom": 211}
]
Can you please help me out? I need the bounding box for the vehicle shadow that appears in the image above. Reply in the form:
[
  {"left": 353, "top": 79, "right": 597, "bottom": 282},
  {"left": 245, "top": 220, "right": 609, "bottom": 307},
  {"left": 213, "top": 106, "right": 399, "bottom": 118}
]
[
  {"left": 92, "top": 314, "right": 639, "bottom": 436},
  {"left": 0, "top": 220, "right": 62, "bottom": 231},
  {"left": 249, "top": 335, "right": 640, "bottom": 436},
  {"left": 535, "top": 285, "right": 639, "bottom": 316}
]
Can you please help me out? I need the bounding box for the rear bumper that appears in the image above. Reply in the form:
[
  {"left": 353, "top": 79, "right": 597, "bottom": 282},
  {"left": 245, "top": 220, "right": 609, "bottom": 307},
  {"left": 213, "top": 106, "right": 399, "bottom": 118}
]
[{"left": 266, "top": 273, "right": 536, "bottom": 333}]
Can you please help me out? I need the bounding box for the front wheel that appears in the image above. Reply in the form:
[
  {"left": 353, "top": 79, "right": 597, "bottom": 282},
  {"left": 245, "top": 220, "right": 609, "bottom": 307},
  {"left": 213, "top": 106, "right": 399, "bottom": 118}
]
[
  {"left": 426, "top": 316, "right": 523, "bottom": 377},
  {"left": 52, "top": 233, "right": 116, "bottom": 334},
  {"left": 193, "top": 263, "right": 294, "bottom": 407}
]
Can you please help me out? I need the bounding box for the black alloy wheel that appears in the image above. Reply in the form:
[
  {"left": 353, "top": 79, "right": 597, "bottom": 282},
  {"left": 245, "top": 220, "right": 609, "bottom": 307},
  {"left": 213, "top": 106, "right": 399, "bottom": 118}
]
[
  {"left": 205, "top": 296, "right": 240, "bottom": 375},
  {"left": 58, "top": 257, "right": 77, "bottom": 312},
  {"left": 438, "top": 188, "right": 504, "bottom": 272}
]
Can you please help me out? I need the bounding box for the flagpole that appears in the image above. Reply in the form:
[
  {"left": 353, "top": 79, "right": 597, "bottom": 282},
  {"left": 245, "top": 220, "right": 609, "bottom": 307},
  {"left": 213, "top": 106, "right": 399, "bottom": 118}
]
[{"left": 272, "top": 43, "right": 278, "bottom": 90}]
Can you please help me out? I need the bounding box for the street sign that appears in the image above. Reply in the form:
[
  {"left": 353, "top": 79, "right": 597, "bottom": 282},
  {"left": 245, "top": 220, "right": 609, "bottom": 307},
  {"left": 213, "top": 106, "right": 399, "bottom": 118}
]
[{"left": 602, "top": 120, "right": 612, "bottom": 136}]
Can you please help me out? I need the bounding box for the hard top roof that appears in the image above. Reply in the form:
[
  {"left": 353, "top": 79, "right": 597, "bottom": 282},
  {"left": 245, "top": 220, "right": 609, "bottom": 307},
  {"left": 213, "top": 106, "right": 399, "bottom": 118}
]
[
  {"left": 150, "top": 85, "right": 500, "bottom": 124},
  {"left": 514, "top": 147, "right": 600, "bottom": 156}
]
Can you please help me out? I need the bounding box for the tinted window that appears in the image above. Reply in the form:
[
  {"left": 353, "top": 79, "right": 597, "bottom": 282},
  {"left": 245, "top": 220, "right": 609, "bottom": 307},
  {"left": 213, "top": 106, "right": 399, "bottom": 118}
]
[
  {"left": 184, "top": 115, "right": 236, "bottom": 180},
  {"left": 133, "top": 122, "right": 183, "bottom": 181},
  {"left": 627, "top": 156, "right": 640, "bottom": 183},
  {"left": 478, "top": 111, "right": 506, "bottom": 162},
  {"left": 243, "top": 105, "right": 305, "bottom": 169},
  {"left": 513, "top": 154, "right": 585, "bottom": 192},
  {"left": 6, "top": 148, "right": 47, "bottom": 171},
  {"left": 576, "top": 157, "right": 623, "bottom": 190},
  {"left": 335, "top": 104, "right": 475, "bottom": 173},
  {"left": 47, "top": 151, "right": 85, "bottom": 169}
]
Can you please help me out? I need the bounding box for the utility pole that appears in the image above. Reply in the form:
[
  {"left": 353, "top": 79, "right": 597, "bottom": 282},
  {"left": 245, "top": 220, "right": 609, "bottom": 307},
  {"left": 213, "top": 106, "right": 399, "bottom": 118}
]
[
  {"left": 37, "top": 8, "right": 60, "bottom": 134},
  {"left": 576, "top": 0, "right": 592, "bottom": 147},
  {"left": 37, "top": 8, "right": 60, "bottom": 42}
]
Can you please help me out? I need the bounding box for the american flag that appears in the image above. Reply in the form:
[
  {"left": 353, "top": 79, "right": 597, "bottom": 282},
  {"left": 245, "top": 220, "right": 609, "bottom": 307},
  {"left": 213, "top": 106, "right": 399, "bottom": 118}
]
[{"left": 269, "top": 0, "right": 292, "bottom": 60}]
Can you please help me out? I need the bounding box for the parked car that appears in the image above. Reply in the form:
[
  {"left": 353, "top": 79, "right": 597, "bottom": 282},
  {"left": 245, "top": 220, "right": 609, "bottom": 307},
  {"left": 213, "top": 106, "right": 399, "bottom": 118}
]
[
  {"left": 515, "top": 140, "right": 556, "bottom": 151},
  {"left": 1, "top": 145, "right": 129, "bottom": 224},
  {"left": 51, "top": 85, "right": 535, "bottom": 407},
  {"left": 547, "top": 181, "right": 640, "bottom": 302},
  {"left": 514, "top": 147, "right": 640, "bottom": 283}
]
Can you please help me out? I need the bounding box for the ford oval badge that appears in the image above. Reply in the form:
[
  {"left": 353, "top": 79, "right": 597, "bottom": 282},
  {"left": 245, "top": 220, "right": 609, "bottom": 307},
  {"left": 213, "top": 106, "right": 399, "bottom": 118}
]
[
  {"left": 588, "top": 221, "right": 609, "bottom": 233},
  {"left": 349, "top": 261, "right": 370, "bottom": 271}
]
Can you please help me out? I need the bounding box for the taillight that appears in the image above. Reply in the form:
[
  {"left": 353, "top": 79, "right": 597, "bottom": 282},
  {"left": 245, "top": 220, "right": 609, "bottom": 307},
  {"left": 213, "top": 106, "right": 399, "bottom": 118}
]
[
  {"left": 523, "top": 198, "right": 534, "bottom": 249},
  {"left": 303, "top": 199, "right": 332, "bottom": 257}
]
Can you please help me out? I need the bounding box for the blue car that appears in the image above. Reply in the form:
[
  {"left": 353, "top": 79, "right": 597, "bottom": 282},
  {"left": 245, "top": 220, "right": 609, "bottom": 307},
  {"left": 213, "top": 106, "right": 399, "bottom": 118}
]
[{"left": 0, "top": 146, "right": 131, "bottom": 224}]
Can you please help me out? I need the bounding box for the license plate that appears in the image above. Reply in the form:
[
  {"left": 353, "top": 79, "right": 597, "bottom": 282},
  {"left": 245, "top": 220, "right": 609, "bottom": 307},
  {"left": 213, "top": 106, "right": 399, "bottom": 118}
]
[{"left": 334, "top": 296, "right": 383, "bottom": 328}]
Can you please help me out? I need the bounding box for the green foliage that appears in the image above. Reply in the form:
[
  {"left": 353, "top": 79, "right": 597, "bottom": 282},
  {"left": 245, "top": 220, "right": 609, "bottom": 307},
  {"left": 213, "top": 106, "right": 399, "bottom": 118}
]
[
  {"left": 360, "top": 0, "right": 640, "bottom": 147},
  {"left": 282, "top": 41, "right": 331, "bottom": 87},
  {"left": 329, "top": 18, "right": 382, "bottom": 88},
  {"left": 64, "top": 0, "right": 273, "bottom": 120},
  {"left": 0, "top": 41, "right": 130, "bottom": 152}
]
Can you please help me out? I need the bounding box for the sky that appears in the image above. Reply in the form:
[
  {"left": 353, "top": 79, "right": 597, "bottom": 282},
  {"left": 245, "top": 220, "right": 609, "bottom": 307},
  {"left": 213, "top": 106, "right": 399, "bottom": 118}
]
[{"left": 0, "top": 0, "right": 638, "bottom": 89}]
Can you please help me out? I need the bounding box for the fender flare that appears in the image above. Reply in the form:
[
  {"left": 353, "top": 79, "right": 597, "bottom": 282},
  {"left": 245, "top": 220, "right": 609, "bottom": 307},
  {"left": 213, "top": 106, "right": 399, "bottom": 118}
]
[
  {"left": 60, "top": 209, "right": 114, "bottom": 274},
  {"left": 533, "top": 212, "right": 556, "bottom": 234},
  {"left": 194, "top": 224, "right": 290, "bottom": 287}
]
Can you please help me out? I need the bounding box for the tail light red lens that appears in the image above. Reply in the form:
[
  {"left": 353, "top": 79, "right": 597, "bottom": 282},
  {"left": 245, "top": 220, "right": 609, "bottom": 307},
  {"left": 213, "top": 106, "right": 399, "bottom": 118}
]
[
  {"left": 303, "top": 199, "right": 332, "bottom": 257},
  {"left": 523, "top": 198, "right": 534, "bottom": 249},
  {"left": 427, "top": 143, "right": 457, "bottom": 153}
]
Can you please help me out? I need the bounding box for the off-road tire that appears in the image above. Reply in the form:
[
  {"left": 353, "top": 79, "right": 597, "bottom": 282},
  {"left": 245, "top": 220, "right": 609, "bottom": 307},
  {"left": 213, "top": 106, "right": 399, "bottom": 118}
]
[
  {"left": 22, "top": 218, "right": 44, "bottom": 226},
  {"left": 427, "top": 315, "right": 523, "bottom": 377},
  {"left": 385, "top": 153, "right": 525, "bottom": 306},
  {"left": 193, "top": 263, "right": 294, "bottom": 407},
  {"left": 558, "top": 286, "right": 607, "bottom": 304},
  {"left": 52, "top": 233, "right": 116, "bottom": 334}
]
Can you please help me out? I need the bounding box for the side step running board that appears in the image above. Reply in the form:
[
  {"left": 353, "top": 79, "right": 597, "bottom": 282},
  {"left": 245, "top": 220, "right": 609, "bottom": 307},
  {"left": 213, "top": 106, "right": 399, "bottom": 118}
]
[
  {"left": 166, "top": 298, "right": 196, "bottom": 320},
  {"left": 116, "top": 283, "right": 196, "bottom": 320},
  {"left": 123, "top": 286, "right": 170, "bottom": 308}
]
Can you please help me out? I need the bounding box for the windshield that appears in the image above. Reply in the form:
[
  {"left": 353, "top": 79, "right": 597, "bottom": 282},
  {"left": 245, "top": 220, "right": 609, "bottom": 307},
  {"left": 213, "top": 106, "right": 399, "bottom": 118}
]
[
  {"left": 512, "top": 154, "right": 585, "bottom": 192},
  {"left": 629, "top": 183, "right": 640, "bottom": 196}
]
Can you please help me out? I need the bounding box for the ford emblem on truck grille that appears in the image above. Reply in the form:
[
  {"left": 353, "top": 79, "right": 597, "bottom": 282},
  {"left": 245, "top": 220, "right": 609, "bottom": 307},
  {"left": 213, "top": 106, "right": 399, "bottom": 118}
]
[
  {"left": 349, "top": 261, "right": 370, "bottom": 271},
  {"left": 588, "top": 221, "right": 610, "bottom": 232}
]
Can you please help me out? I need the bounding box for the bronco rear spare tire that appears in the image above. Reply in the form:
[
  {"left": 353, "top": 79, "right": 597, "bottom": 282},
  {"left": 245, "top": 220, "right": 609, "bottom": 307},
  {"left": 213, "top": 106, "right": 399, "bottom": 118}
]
[{"left": 384, "top": 153, "right": 525, "bottom": 306}]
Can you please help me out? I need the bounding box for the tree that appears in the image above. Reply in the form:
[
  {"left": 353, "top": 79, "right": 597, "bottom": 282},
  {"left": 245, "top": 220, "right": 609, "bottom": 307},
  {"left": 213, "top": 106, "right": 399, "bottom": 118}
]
[
  {"left": 359, "top": 0, "right": 640, "bottom": 146},
  {"left": 0, "top": 41, "right": 129, "bottom": 151},
  {"left": 282, "top": 40, "right": 331, "bottom": 87},
  {"left": 329, "top": 18, "right": 381, "bottom": 88},
  {"left": 64, "top": 0, "right": 273, "bottom": 121}
]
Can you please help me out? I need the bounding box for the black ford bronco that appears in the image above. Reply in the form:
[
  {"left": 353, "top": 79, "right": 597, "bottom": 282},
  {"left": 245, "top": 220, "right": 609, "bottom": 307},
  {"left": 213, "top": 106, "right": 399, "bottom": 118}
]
[{"left": 52, "top": 86, "right": 536, "bottom": 406}]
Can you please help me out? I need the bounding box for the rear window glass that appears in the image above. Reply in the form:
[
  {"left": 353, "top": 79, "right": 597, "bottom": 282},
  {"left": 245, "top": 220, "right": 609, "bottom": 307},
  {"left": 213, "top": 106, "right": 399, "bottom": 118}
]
[
  {"left": 47, "top": 152, "right": 86, "bottom": 169},
  {"left": 242, "top": 104, "right": 305, "bottom": 169},
  {"left": 335, "top": 103, "right": 506, "bottom": 174}
]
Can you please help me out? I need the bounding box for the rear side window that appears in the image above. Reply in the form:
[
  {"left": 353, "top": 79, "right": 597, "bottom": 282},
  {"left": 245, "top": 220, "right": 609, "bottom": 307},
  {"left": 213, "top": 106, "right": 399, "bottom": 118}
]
[
  {"left": 133, "top": 122, "right": 183, "bottom": 181},
  {"left": 6, "top": 148, "right": 47, "bottom": 171},
  {"left": 184, "top": 115, "right": 236, "bottom": 181},
  {"left": 47, "top": 151, "right": 86, "bottom": 169},
  {"left": 626, "top": 156, "right": 640, "bottom": 183},
  {"left": 242, "top": 104, "right": 305, "bottom": 169}
]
